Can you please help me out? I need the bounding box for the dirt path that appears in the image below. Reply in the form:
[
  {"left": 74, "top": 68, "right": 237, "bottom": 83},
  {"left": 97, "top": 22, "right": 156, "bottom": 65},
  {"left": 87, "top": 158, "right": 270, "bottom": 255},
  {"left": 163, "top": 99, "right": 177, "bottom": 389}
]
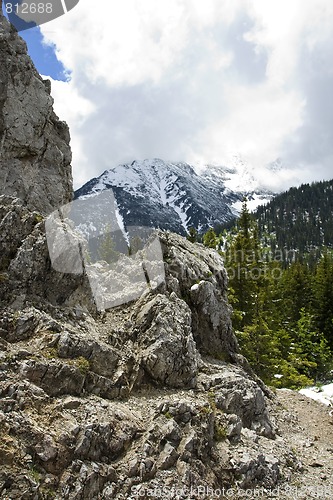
[{"left": 273, "top": 388, "right": 333, "bottom": 499}]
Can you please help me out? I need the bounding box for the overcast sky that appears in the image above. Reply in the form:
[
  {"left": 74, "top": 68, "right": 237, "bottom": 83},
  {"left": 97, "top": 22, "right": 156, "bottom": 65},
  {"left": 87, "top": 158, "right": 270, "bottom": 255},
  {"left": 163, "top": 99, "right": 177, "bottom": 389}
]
[{"left": 36, "top": 0, "right": 333, "bottom": 190}]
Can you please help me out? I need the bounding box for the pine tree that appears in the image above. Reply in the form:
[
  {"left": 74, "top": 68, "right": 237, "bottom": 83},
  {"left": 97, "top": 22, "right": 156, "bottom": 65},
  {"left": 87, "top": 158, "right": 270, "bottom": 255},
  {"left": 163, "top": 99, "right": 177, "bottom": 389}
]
[
  {"left": 313, "top": 251, "right": 333, "bottom": 348},
  {"left": 203, "top": 227, "right": 218, "bottom": 249},
  {"left": 187, "top": 227, "right": 198, "bottom": 243},
  {"left": 237, "top": 301, "right": 281, "bottom": 383},
  {"left": 277, "top": 262, "right": 312, "bottom": 326},
  {"left": 292, "top": 308, "right": 331, "bottom": 380},
  {"left": 223, "top": 198, "right": 264, "bottom": 330}
]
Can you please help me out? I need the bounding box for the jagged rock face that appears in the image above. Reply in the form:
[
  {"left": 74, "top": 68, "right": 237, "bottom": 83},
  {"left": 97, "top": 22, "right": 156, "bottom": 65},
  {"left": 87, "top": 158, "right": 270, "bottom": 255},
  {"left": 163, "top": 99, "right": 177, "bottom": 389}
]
[
  {"left": 0, "top": 9, "right": 72, "bottom": 214},
  {"left": 0, "top": 15, "right": 304, "bottom": 497},
  {"left": 0, "top": 196, "right": 93, "bottom": 312},
  {"left": 160, "top": 231, "right": 238, "bottom": 359},
  {"left": 0, "top": 193, "right": 293, "bottom": 498}
]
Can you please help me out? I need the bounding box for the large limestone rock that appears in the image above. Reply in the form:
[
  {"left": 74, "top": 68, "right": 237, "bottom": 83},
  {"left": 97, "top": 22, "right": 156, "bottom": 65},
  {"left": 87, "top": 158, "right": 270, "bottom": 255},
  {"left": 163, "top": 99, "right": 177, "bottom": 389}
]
[
  {"left": 0, "top": 7, "right": 72, "bottom": 214},
  {"left": 0, "top": 190, "right": 288, "bottom": 499},
  {"left": 0, "top": 195, "right": 313, "bottom": 498},
  {"left": 0, "top": 9, "right": 318, "bottom": 498}
]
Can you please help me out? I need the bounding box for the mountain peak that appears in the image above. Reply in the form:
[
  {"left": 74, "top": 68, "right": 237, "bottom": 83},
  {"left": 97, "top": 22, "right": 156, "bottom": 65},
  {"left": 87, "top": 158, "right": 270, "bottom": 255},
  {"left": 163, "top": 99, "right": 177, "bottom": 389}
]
[{"left": 75, "top": 159, "right": 275, "bottom": 237}]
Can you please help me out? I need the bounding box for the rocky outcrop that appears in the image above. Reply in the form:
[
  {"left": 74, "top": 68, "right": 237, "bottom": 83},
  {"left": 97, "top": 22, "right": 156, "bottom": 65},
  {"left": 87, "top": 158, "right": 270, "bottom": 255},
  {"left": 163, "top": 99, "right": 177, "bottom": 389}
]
[
  {"left": 0, "top": 8, "right": 72, "bottom": 215},
  {"left": 0, "top": 196, "right": 95, "bottom": 312},
  {"left": 0, "top": 9, "right": 322, "bottom": 499},
  {"left": 0, "top": 193, "right": 302, "bottom": 498}
]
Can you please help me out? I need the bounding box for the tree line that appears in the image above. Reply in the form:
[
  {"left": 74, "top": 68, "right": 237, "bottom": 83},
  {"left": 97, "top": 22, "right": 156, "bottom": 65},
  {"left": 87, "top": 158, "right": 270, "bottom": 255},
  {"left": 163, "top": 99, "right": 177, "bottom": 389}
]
[{"left": 191, "top": 198, "right": 333, "bottom": 388}]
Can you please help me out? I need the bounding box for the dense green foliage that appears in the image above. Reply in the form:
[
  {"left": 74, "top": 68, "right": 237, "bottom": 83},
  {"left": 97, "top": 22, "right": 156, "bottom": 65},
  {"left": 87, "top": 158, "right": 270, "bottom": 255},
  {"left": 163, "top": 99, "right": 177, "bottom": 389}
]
[
  {"left": 202, "top": 197, "right": 333, "bottom": 389},
  {"left": 256, "top": 179, "right": 333, "bottom": 261}
]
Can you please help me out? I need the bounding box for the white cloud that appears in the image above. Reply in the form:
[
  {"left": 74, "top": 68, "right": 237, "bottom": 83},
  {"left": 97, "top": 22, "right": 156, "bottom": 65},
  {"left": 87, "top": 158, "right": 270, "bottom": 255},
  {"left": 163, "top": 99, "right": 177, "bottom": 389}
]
[
  {"left": 191, "top": 83, "right": 305, "bottom": 168},
  {"left": 40, "top": 0, "right": 333, "bottom": 190},
  {"left": 46, "top": 78, "right": 95, "bottom": 187}
]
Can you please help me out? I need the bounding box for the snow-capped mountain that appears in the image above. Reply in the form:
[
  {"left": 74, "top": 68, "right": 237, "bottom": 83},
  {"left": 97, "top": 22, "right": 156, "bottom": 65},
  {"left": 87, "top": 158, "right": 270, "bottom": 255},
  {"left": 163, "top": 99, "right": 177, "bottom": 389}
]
[{"left": 74, "top": 158, "right": 275, "bottom": 237}]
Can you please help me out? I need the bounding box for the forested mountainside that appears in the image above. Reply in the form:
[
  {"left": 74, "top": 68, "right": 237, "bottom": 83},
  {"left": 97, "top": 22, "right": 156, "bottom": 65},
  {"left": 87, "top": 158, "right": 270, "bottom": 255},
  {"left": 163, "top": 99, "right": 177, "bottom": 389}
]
[
  {"left": 256, "top": 179, "right": 333, "bottom": 257},
  {"left": 200, "top": 195, "right": 333, "bottom": 388}
]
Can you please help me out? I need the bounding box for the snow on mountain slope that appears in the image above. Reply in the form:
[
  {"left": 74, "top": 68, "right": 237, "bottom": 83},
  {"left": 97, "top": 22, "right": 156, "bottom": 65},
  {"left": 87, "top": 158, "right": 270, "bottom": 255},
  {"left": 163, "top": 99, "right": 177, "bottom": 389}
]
[{"left": 74, "top": 158, "right": 276, "bottom": 237}]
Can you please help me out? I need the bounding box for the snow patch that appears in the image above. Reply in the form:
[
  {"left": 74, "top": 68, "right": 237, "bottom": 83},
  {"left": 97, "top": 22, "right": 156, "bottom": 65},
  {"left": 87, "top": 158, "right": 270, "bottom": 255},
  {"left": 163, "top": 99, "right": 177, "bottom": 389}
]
[
  {"left": 231, "top": 194, "right": 272, "bottom": 215},
  {"left": 114, "top": 199, "right": 129, "bottom": 245},
  {"left": 299, "top": 383, "right": 333, "bottom": 406}
]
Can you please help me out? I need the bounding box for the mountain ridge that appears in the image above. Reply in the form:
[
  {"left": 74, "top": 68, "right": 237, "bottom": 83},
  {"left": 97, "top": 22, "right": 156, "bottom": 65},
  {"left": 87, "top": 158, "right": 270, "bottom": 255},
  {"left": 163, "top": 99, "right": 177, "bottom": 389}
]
[{"left": 74, "top": 158, "right": 275, "bottom": 236}]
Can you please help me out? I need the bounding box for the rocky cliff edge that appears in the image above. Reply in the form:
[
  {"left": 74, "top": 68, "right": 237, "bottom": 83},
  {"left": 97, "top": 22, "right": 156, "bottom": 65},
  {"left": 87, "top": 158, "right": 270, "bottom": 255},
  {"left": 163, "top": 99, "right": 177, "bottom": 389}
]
[
  {"left": 0, "top": 192, "right": 307, "bottom": 499},
  {"left": 0, "top": 4, "right": 72, "bottom": 215},
  {"left": 0, "top": 7, "right": 331, "bottom": 500}
]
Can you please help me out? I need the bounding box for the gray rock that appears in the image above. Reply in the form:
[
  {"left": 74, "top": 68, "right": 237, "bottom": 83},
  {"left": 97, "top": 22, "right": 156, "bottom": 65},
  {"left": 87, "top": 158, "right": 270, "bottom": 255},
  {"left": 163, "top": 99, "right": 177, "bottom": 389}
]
[
  {"left": 35, "top": 435, "right": 58, "bottom": 462},
  {"left": 158, "top": 442, "right": 179, "bottom": 470},
  {"left": 133, "top": 292, "right": 198, "bottom": 387},
  {"left": 57, "top": 332, "right": 120, "bottom": 378},
  {"left": 213, "top": 372, "right": 275, "bottom": 438},
  {"left": 0, "top": 14, "right": 72, "bottom": 214},
  {"left": 159, "top": 231, "right": 239, "bottom": 361},
  {"left": 20, "top": 360, "right": 86, "bottom": 397},
  {"left": 0, "top": 196, "right": 95, "bottom": 312}
]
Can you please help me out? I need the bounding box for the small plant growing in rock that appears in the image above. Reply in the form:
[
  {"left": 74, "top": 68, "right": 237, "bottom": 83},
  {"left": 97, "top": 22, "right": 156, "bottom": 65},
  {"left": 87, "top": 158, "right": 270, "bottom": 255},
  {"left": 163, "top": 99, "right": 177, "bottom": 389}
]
[
  {"left": 207, "top": 390, "right": 217, "bottom": 412},
  {"left": 33, "top": 213, "right": 43, "bottom": 224},
  {"left": 76, "top": 356, "right": 90, "bottom": 374},
  {"left": 43, "top": 348, "right": 58, "bottom": 360},
  {"left": 199, "top": 405, "right": 212, "bottom": 416},
  {"left": 41, "top": 487, "right": 56, "bottom": 498},
  {"left": 5, "top": 352, "right": 14, "bottom": 362},
  {"left": 12, "top": 311, "right": 20, "bottom": 327},
  {"left": 214, "top": 422, "right": 228, "bottom": 442},
  {"left": 29, "top": 465, "right": 41, "bottom": 483}
]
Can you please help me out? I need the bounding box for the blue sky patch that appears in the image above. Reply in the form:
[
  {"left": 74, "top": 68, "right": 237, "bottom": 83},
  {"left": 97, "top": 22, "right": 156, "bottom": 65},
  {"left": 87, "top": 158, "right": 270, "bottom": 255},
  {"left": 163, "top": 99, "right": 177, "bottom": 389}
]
[{"left": 21, "top": 27, "right": 69, "bottom": 81}]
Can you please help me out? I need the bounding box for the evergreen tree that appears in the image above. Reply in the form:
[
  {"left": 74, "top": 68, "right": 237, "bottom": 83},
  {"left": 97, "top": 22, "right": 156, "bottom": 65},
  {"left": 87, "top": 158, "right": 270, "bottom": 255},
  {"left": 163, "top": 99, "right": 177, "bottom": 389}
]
[
  {"left": 187, "top": 227, "right": 198, "bottom": 243},
  {"left": 277, "top": 262, "right": 312, "bottom": 326},
  {"left": 203, "top": 227, "right": 218, "bottom": 249},
  {"left": 223, "top": 198, "right": 264, "bottom": 330},
  {"left": 237, "top": 301, "right": 281, "bottom": 383},
  {"left": 291, "top": 308, "right": 331, "bottom": 380},
  {"left": 313, "top": 251, "right": 333, "bottom": 348}
]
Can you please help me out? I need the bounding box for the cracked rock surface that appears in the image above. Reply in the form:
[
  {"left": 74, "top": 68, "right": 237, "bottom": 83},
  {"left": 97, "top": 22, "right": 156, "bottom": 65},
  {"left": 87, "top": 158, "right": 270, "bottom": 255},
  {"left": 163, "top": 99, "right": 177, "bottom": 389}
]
[
  {"left": 1, "top": 7, "right": 332, "bottom": 500},
  {"left": 1, "top": 195, "right": 329, "bottom": 499},
  {"left": 0, "top": 8, "right": 72, "bottom": 215}
]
